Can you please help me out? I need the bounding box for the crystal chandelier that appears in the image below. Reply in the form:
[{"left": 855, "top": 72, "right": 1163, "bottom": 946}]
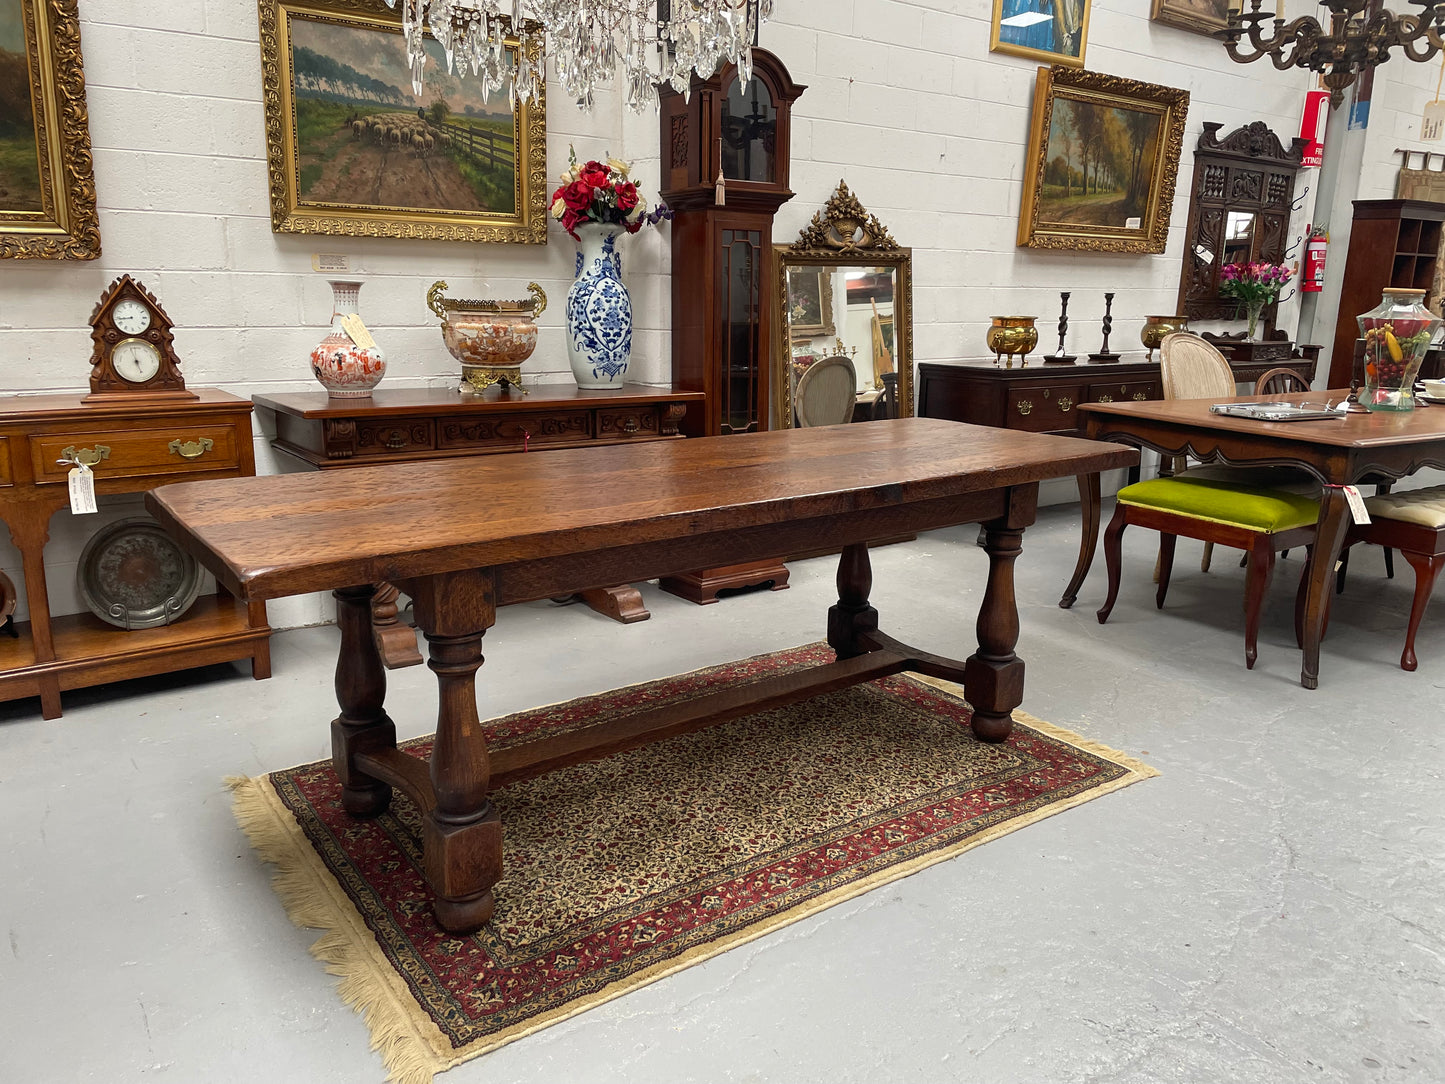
[
  {"left": 1218, "top": 0, "right": 1445, "bottom": 109},
  {"left": 382, "top": 0, "right": 774, "bottom": 112}
]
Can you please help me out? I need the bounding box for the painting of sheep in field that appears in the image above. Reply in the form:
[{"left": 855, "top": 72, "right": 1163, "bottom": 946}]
[
  {"left": 288, "top": 16, "right": 521, "bottom": 214},
  {"left": 0, "top": 0, "right": 42, "bottom": 213},
  {"left": 260, "top": 3, "right": 546, "bottom": 242}
]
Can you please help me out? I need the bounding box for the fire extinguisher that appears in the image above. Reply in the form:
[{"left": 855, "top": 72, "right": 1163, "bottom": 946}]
[{"left": 1303, "top": 227, "right": 1327, "bottom": 292}]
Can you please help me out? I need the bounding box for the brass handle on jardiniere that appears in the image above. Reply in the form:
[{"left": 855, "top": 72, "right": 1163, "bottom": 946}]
[
  {"left": 1017, "top": 400, "right": 1033, "bottom": 416},
  {"left": 168, "top": 437, "right": 213, "bottom": 460},
  {"left": 58, "top": 445, "right": 110, "bottom": 468}
]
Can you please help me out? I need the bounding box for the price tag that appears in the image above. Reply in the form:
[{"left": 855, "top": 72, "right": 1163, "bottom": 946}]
[
  {"left": 1342, "top": 484, "right": 1371, "bottom": 525},
  {"left": 339, "top": 313, "right": 377, "bottom": 350},
  {"left": 68, "top": 464, "right": 97, "bottom": 515}
]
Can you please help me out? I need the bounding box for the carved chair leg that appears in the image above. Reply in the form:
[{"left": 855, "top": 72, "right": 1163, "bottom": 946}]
[
  {"left": 1399, "top": 550, "right": 1445, "bottom": 672},
  {"left": 1096, "top": 505, "right": 1129, "bottom": 625},
  {"left": 1294, "top": 545, "right": 1314, "bottom": 649},
  {"left": 1242, "top": 536, "right": 1276, "bottom": 671},
  {"left": 1336, "top": 545, "right": 1352, "bottom": 595},
  {"left": 1202, "top": 541, "right": 1215, "bottom": 573},
  {"left": 1156, "top": 534, "right": 1177, "bottom": 610}
]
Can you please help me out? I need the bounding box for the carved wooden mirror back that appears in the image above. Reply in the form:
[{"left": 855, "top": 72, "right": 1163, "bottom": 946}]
[
  {"left": 774, "top": 181, "right": 914, "bottom": 430},
  {"left": 1177, "top": 122, "right": 1307, "bottom": 330}
]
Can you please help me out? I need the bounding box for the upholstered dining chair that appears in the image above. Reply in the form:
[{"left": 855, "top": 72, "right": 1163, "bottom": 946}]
[
  {"left": 795, "top": 355, "right": 858, "bottom": 427},
  {"left": 1097, "top": 476, "right": 1320, "bottom": 669}
]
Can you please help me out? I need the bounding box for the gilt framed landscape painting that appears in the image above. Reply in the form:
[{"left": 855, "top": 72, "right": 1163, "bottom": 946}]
[
  {"left": 0, "top": 0, "right": 100, "bottom": 259},
  {"left": 1017, "top": 66, "right": 1188, "bottom": 254},
  {"left": 257, "top": 0, "right": 547, "bottom": 243},
  {"left": 1150, "top": 0, "right": 1233, "bottom": 37}
]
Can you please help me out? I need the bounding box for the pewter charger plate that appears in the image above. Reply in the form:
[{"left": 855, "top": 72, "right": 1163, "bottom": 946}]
[{"left": 77, "top": 517, "right": 201, "bottom": 630}]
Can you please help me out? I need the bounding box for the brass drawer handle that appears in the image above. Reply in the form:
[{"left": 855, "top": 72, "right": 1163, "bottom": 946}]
[
  {"left": 622, "top": 417, "right": 640, "bottom": 433},
  {"left": 168, "top": 437, "right": 214, "bottom": 460},
  {"left": 382, "top": 430, "right": 408, "bottom": 450},
  {"left": 59, "top": 444, "right": 110, "bottom": 467},
  {"left": 1017, "top": 400, "right": 1033, "bottom": 416},
  {"left": 1057, "top": 397, "right": 1073, "bottom": 412},
  {"left": 1132, "top": 392, "right": 1149, "bottom": 401},
  {"left": 1097, "top": 394, "right": 1113, "bottom": 403}
]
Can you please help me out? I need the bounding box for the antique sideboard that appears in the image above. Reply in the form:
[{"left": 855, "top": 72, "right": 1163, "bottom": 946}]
[
  {"left": 918, "top": 347, "right": 1320, "bottom": 438},
  {"left": 252, "top": 383, "right": 705, "bottom": 635}
]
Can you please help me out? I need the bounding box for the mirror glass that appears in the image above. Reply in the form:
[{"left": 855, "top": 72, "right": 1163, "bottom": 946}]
[
  {"left": 785, "top": 264, "right": 899, "bottom": 419},
  {"left": 1222, "top": 210, "right": 1256, "bottom": 266},
  {"left": 722, "top": 77, "right": 776, "bottom": 182}
]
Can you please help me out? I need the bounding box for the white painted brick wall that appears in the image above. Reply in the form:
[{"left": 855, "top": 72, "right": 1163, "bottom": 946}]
[{"left": 0, "top": 0, "right": 1430, "bottom": 632}]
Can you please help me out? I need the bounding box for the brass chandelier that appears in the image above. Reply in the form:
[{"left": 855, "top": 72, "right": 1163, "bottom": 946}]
[{"left": 1218, "top": 0, "right": 1445, "bottom": 108}]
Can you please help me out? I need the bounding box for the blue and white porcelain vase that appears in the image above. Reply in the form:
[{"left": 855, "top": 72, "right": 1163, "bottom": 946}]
[{"left": 566, "top": 222, "right": 633, "bottom": 389}]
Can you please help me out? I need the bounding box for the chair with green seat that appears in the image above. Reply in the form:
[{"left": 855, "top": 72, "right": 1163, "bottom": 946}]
[{"left": 1097, "top": 476, "right": 1320, "bottom": 669}]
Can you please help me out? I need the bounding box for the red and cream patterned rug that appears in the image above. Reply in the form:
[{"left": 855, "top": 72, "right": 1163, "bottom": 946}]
[{"left": 231, "top": 644, "right": 1156, "bottom": 1084}]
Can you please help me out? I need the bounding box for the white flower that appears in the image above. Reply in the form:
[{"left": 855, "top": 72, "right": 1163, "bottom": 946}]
[
  {"left": 607, "top": 157, "right": 632, "bottom": 178},
  {"left": 551, "top": 197, "right": 566, "bottom": 219},
  {"left": 626, "top": 203, "right": 644, "bottom": 223}
]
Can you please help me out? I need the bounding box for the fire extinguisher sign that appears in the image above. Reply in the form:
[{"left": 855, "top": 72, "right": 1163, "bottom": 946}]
[{"left": 1300, "top": 90, "right": 1329, "bottom": 169}]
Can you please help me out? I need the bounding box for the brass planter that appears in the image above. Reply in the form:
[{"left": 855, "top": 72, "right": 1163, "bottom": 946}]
[
  {"left": 986, "top": 316, "right": 1039, "bottom": 367},
  {"left": 1140, "top": 314, "right": 1188, "bottom": 360},
  {"left": 427, "top": 280, "right": 547, "bottom": 393}
]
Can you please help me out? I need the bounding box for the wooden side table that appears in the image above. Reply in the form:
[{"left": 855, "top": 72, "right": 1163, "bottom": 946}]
[
  {"left": 252, "top": 384, "right": 705, "bottom": 655},
  {"left": 0, "top": 390, "right": 271, "bottom": 719}
]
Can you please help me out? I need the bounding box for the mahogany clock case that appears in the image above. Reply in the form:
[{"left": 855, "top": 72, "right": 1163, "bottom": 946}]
[{"left": 85, "top": 275, "right": 197, "bottom": 405}]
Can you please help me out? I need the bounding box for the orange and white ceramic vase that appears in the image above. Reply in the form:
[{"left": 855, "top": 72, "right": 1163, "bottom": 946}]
[{"left": 310, "top": 280, "right": 385, "bottom": 398}]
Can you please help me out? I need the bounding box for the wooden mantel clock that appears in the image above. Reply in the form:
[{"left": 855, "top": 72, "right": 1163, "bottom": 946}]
[
  {"left": 657, "top": 49, "right": 805, "bottom": 604},
  {"left": 85, "top": 275, "right": 197, "bottom": 404}
]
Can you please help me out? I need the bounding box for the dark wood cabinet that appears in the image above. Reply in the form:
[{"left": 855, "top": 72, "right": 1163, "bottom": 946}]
[
  {"left": 918, "top": 351, "right": 1320, "bottom": 436},
  {"left": 1328, "top": 199, "right": 1445, "bottom": 388}
]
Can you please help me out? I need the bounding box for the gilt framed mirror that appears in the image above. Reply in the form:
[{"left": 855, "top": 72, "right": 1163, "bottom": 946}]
[
  {"left": 773, "top": 181, "right": 913, "bottom": 429},
  {"left": 1176, "top": 121, "right": 1307, "bottom": 331}
]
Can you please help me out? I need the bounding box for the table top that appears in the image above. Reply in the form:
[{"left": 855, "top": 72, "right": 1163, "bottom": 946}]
[
  {"left": 253, "top": 383, "right": 705, "bottom": 419},
  {"left": 1080, "top": 390, "right": 1445, "bottom": 450},
  {"left": 146, "top": 418, "right": 1138, "bottom": 601}
]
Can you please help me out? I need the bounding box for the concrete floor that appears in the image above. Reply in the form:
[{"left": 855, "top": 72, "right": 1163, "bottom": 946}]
[{"left": 1, "top": 502, "right": 1442, "bottom": 1084}]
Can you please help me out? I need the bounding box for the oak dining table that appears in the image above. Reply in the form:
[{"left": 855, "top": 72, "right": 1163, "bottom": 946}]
[
  {"left": 146, "top": 418, "right": 1137, "bottom": 934},
  {"left": 1064, "top": 390, "right": 1445, "bottom": 689}
]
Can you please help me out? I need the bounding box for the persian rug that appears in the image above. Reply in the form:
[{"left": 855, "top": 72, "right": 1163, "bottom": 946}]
[{"left": 231, "top": 644, "right": 1156, "bottom": 1084}]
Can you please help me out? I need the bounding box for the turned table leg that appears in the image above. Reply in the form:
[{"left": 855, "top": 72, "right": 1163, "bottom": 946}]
[
  {"left": 828, "top": 543, "right": 879, "bottom": 659},
  {"left": 330, "top": 584, "right": 396, "bottom": 817},
  {"left": 408, "top": 569, "right": 502, "bottom": 935},
  {"left": 966, "top": 520, "right": 1027, "bottom": 743}
]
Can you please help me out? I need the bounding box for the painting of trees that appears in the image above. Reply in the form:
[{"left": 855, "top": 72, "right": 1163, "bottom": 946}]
[{"left": 1038, "top": 97, "right": 1161, "bottom": 227}]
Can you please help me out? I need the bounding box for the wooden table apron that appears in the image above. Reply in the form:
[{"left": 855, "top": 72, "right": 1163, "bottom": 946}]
[
  {"left": 1065, "top": 392, "right": 1445, "bottom": 690},
  {"left": 145, "top": 418, "right": 1138, "bottom": 934}
]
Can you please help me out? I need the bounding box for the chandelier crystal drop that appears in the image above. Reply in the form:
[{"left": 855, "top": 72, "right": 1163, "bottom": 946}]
[
  {"left": 381, "top": 0, "right": 774, "bottom": 112},
  {"left": 1217, "top": 0, "right": 1445, "bottom": 109}
]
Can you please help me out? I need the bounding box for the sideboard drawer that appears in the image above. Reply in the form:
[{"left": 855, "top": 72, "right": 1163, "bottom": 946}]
[
  {"left": 353, "top": 418, "right": 435, "bottom": 457},
  {"left": 597, "top": 407, "right": 662, "bottom": 439},
  {"left": 1087, "top": 379, "right": 1160, "bottom": 404},
  {"left": 437, "top": 411, "right": 592, "bottom": 451},
  {"left": 1005, "top": 384, "right": 1083, "bottom": 432},
  {"left": 30, "top": 424, "right": 242, "bottom": 484}
]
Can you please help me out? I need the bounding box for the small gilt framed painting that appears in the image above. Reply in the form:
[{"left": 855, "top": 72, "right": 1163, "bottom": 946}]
[
  {"left": 1017, "top": 66, "right": 1189, "bottom": 254},
  {"left": 990, "top": 0, "right": 1091, "bottom": 68},
  {"left": 257, "top": 0, "right": 548, "bottom": 243}
]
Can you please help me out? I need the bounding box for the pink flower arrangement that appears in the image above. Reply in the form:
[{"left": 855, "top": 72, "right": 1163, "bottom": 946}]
[
  {"left": 1218, "top": 261, "right": 1294, "bottom": 306},
  {"left": 549, "top": 148, "right": 671, "bottom": 242}
]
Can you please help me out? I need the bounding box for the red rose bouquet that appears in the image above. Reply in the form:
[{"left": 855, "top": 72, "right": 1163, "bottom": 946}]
[{"left": 550, "top": 148, "right": 671, "bottom": 242}]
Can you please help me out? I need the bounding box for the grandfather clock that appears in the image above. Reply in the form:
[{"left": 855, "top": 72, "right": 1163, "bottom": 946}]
[
  {"left": 660, "top": 48, "right": 804, "bottom": 437},
  {"left": 657, "top": 49, "right": 805, "bottom": 604}
]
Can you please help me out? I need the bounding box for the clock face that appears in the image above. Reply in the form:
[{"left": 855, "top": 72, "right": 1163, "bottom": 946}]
[
  {"left": 112, "top": 338, "right": 162, "bottom": 383},
  {"left": 112, "top": 298, "right": 152, "bottom": 336}
]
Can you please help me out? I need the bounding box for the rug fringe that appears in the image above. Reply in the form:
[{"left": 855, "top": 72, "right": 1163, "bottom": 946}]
[{"left": 228, "top": 776, "right": 448, "bottom": 1084}]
